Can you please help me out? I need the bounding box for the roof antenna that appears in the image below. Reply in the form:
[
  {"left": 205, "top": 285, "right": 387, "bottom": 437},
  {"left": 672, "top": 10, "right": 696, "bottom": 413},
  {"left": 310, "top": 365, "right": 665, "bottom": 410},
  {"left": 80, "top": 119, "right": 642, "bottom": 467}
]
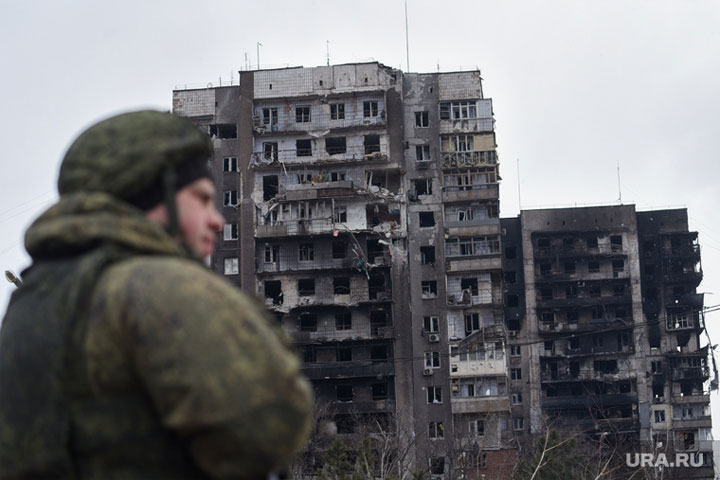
[
  {"left": 256, "top": 42, "right": 262, "bottom": 70},
  {"left": 517, "top": 158, "right": 522, "bottom": 211},
  {"left": 617, "top": 159, "right": 622, "bottom": 204},
  {"left": 404, "top": 0, "right": 410, "bottom": 72},
  {"left": 326, "top": 40, "right": 330, "bottom": 66}
]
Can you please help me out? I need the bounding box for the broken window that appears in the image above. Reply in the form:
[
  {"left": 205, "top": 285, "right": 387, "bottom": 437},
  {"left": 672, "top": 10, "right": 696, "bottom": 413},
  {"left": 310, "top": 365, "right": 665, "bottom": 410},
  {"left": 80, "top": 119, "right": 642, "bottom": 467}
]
[
  {"left": 564, "top": 261, "right": 576, "bottom": 274},
  {"left": 415, "top": 111, "right": 429, "bottom": 127},
  {"left": 505, "top": 246, "right": 517, "bottom": 259},
  {"left": 298, "top": 278, "right": 315, "bottom": 296},
  {"left": 591, "top": 306, "right": 604, "bottom": 320},
  {"left": 325, "top": 137, "right": 346, "bottom": 155},
  {"left": 296, "top": 139, "right": 312, "bottom": 157},
  {"left": 612, "top": 259, "right": 624, "bottom": 275},
  {"left": 262, "top": 175, "right": 278, "bottom": 201},
  {"left": 592, "top": 334, "right": 604, "bottom": 347},
  {"left": 264, "top": 280, "right": 282, "bottom": 305},
  {"left": 418, "top": 211, "right": 435, "bottom": 227},
  {"left": 414, "top": 179, "right": 432, "bottom": 196},
  {"left": 368, "top": 272, "right": 387, "bottom": 300},
  {"left": 262, "top": 107, "right": 278, "bottom": 126},
  {"left": 427, "top": 386, "right": 442, "bottom": 404},
  {"left": 333, "top": 277, "right": 350, "bottom": 295},
  {"left": 223, "top": 190, "right": 238, "bottom": 207},
  {"left": 298, "top": 243, "right": 314, "bottom": 261},
  {"left": 567, "top": 310, "right": 579, "bottom": 323},
  {"left": 568, "top": 337, "right": 579, "bottom": 350},
  {"left": 587, "top": 236, "right": 598, "bottom": 249},
  {"left": 335, "top": 311, "right": 352, "bottom": 330},
  {"left": 461, "top": 278, "right": 479, "bottom": 296},
  {"left": 330, "top": 103, "right": 345, "bottom": 120},
  {"left": 263, "top": 142, "right": 278, "bottom": 162},
  {"left": 589, "top": 286, "right": 601, "bottom": 297},
  {"left": 416, "top": 145, "right": 431, "bottom": 161},
  {"left": 439, "top": 101, "right": 478, "bottom": 120},
  {"left": 539, "top": 263, "right": 551, "bottom": 275},
  {"left": 506, "top": 294, "right": 519, "bottom": 307},
  {"left": 295, "top": 105, "right": 311, "bottom": 123},
  {"left": 363, "top": 100, "right": 379, "bottom": 117},
  {"left": 371, "top": 345, "right": 388, "bottom": 361},
  {"left": 420, "top": 246, "right": 436, "bottom": 264},
  {"left": 264, "top": 245, "right": 279, "bottom": 264},
  {"left": 613, "top": 284, "right": 625, "bottom": 296},
  {"left": 425, "top": 351, "right": 440, "bottom": 368},
  {"left": 654, "top": 410, "right": 666, "bottom": 423},
  {"left": 223, "top": 223, "right": 238, "bottom": 241},
  {"left": 209, "top": 123, "right": 237, "bottom": 138},
  {"left": 588, "top": 260, "right": 600, "bottom": 273},
  {"left": 364, "top": 134, "right": 380, "bottom": 154},
  {"left": 371, "top": 382, "right": 387, "bottom": 400},
  {"left": 464, "top": 313, "right": 480, "bottom": 335},
  {"left": 566, "top": 285, "right": 578, "bottom": 298},
  {"left": 299, "top": 313, "right": 317, "bottom": 332},
  {"left": 423, "top": 316, "right": 440, "bottom": 333},
  {"left": 330, "top": 172, "right": 345, "bottom": 181},
  {"left": 653, "top": 384, "right": 664, "bottom": 399},
  {"left": 421, "top": 281, "right": 437, "bottom": 299},
  {"left": 594, "top": 359, "right": 617, "bottom": 373},
  {"left": 428, "top": 421, "right": 444, "bottom": 439},
  {"left": 332, "top": 241, "right": 346, "bottom": 259},
  {"left": 223, "top": 257, "right": 238, "bottom": 275},
  {"left": 610, "top": 235, "right": 623, "bottom": 251},
  {"left": 540, "top": 312, "right": 554, "bottom": 324},
  {"left": 334, "top": 206, "right": 347, "bottom": 223},
  {"left": 569, "top": 360, "right": 580, "bottom": 377},
  {"left": 223, "top": 156, "right": 238, "bottom": 172},
  {"left": 540, "top": 287, "right": 553, "bottom": 300},
  {"left": 336, "top": 347, "right": 352, "bottom": 362},
  {"left": 504, "top": 271, "right": 516, "bottom": 284},
  {"left": 336, "top": 385, "right": 353, "bottom": 402}
]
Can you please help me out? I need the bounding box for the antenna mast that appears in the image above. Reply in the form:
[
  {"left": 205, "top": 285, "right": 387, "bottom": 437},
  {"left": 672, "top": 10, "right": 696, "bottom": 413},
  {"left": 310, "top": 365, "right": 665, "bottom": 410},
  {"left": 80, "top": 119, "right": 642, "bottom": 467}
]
[
  {"left": 326, "top": 40, "right": 330, "bottom": 66},
  {"left": 617, "top": 159, "right": 622, "bottom": 204},
  {"left": 517, "top": 158, "right": 522, "bottom": 211},
  {"left": 404, "top": 0, "right": 410, "bottom": 71}
]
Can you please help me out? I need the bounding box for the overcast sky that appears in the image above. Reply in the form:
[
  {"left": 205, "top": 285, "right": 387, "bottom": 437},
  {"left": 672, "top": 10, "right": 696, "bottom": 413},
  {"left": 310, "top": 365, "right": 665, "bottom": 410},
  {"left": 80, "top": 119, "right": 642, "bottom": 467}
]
[{"left": 2, "top": 0, "right": 719, "bottom": 432}]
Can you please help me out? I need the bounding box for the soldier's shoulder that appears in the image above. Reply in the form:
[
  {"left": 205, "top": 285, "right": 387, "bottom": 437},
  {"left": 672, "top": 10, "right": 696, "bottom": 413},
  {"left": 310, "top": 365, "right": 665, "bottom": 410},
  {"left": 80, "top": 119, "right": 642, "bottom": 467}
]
[{"left": 97, "top": 255, "right": 257, "bottom": 312}]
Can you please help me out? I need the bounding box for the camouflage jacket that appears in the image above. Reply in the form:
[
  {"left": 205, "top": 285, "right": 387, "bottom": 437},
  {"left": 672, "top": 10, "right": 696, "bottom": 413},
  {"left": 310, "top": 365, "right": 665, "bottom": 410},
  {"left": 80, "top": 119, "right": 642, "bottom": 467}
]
[{"left": 0, "top": 193, "right": 312, "bottom": 479}]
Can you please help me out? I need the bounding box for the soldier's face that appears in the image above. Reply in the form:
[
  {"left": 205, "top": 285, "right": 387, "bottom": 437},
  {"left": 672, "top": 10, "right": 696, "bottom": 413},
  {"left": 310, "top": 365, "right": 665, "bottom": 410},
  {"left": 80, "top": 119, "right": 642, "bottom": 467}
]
[{"left": 175, "top": 178, "right": 225, "bottom": 257}]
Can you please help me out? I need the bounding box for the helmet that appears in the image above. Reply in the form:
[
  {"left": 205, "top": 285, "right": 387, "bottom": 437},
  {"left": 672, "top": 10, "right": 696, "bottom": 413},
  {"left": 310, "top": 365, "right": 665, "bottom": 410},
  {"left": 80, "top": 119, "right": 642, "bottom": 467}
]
[{"left": 58, "top": 110, "right": 211, "bottom": 203}]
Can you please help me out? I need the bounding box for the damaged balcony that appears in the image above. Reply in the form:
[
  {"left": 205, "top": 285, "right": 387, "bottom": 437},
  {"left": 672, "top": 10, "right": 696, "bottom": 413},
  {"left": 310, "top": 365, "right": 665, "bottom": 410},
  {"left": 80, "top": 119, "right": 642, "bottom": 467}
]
[
  {"left": 541, "top": 393, "right": 638, "bottom": 410},
  {"left": 438, "top": 99, "right": 494, "bottom": 135},
  {"left": 441, "top": 169, "right": 499, "bottom": 203},
  {"left": 250, "top": 143, "right": 389, "bottom": 168},
  {"left": 301, "top": 360, "right": 394, "bottom": 381}
]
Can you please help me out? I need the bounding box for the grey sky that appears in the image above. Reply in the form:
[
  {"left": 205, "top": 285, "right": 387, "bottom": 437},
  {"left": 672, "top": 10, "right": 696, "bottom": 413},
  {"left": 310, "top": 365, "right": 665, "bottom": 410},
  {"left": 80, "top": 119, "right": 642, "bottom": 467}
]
[{"left": 2, "top": 0, "right": 719, "bottom": 432}]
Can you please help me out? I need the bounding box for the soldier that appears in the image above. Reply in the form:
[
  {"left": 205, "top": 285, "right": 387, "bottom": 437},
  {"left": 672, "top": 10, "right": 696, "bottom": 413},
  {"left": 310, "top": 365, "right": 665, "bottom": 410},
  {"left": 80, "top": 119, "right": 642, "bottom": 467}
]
[{"left": 0, "top": 110, "right": 313, "bottom": 479}]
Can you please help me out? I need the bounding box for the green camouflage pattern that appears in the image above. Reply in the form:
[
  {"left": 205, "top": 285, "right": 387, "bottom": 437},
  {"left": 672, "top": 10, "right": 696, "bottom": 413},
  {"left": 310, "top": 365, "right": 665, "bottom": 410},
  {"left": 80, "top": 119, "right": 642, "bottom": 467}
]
[
  {"left": 0, "top": 192, "right": 313, "bottom": 479},
  {"left": 57, "top": 110, "right": 211, "bottom": 201}
]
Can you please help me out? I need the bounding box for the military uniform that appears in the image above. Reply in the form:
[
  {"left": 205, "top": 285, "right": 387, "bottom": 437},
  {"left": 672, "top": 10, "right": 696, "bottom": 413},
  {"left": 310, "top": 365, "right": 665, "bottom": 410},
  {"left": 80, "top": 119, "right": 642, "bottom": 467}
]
[{"left": 0, "top": 111, "right": 312, "bottom": 479}]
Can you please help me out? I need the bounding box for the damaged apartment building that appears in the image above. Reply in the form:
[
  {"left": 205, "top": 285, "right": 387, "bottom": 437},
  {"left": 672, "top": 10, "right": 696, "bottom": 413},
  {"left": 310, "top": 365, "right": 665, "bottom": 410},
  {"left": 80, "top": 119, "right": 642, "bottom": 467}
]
[
  {"left": 502, "top": 206, "right": 713, "bottom": 479},
  {"left": 173, "top": 62, "right": 510, "bottom": 479}
]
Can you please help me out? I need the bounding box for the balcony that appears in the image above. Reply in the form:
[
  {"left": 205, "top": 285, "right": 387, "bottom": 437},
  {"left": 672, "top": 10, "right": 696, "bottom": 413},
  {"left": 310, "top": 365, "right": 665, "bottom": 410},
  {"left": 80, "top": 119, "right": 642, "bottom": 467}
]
[
  {"left": 302, "top": 360, "right": 394, "bottom": 380},
  {"left": 330, "top": 398, "right": 395, "bottom": 415},
  {"left": 256, "top": 218, "right": 335, "bottom": 238},
  {"left": 663, "top": 270, "right": 703, "bottom": 286},
  {"left": 289, "top": 326, "right": 394, "bottom": 344},
  {"left": 671, "top": 394, "right": 710, "bottom": 405},
  {"left": 535, "top": 294, "right": 632, "bottom": 310},
  {"left": 672, "top": 417, "right": 712, "bottom": 429},
  {"left": 256, "top": 255, "right": 356, "bottom": 273},
  {"left": 251, "top": 144, "right": 389, "bottom": 168},
  {"left": 440, "top": 151, "right": 498, "bottom": 169},
  {"left": 439, "top": 117, "right": 493, "bottom": 135},
  {"left": 281, "top": 181, "right": 358, "bottom": 201},
  {"left": 542, "top": 393, "right": 637, "bottom": 409},
  {"left": 450, "top": 396, "right": 509, "bottom": 415},
  {"left": 671, "top": 367, "right": 710, "bottom": 381},
  {"left": 441, "top": 184, "right": 499, "bottom": 203},
  {"left": 533, "top": 244, "right": 626, "bottom": 259},
  {"left": 541, "top": 369, "right": 635, "bottom": 383},
  {"left": 446, "top": 255, "right": 502, "bottom": 273}
]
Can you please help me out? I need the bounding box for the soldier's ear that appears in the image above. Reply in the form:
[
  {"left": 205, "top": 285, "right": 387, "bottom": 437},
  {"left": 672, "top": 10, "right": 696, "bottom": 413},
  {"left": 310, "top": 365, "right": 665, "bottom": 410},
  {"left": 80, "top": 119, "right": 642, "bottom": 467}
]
[{"left": 145, "top": 204, "right": 169, "bottom": 227}]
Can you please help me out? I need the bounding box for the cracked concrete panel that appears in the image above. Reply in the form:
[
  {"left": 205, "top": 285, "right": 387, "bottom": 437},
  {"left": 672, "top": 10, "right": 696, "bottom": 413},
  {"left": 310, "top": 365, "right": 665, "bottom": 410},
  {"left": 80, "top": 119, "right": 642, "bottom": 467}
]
[
  {"left": 438, "top": 71, "right": 483, "bottom": 101},
  {"left": 172, "top": 89, "right": 215, "bottom": 117}
]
